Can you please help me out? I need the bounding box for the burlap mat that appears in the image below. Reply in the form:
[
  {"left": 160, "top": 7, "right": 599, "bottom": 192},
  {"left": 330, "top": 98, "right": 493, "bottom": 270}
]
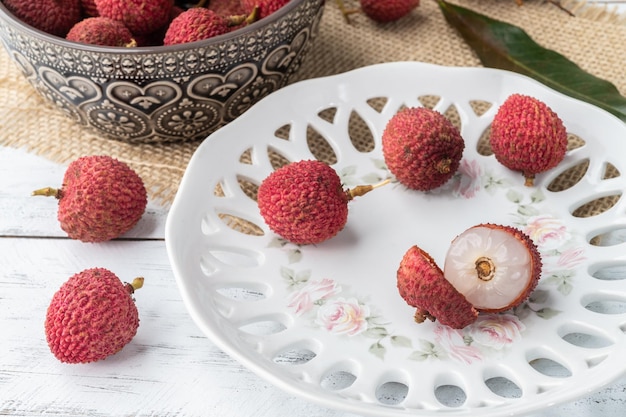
[{"left": 1, "top": 0, "right": 625, "bottom": 206}]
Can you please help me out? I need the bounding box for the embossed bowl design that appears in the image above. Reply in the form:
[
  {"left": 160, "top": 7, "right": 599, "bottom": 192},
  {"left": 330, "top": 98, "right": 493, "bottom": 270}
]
[{"left": 0, "top": 0, "right": 325, "bottom": 143}]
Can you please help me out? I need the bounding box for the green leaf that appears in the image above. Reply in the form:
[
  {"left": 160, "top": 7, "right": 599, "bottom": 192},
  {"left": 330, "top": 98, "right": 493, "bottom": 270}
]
[{"left": 437, "top": 0, "right": 626, "bottom": 122}]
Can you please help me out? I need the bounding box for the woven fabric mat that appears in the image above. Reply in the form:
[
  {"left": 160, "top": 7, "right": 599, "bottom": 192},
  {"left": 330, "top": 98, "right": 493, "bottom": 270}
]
[{"left": 1, "top": 0, "right": 625, "bottom": 205}]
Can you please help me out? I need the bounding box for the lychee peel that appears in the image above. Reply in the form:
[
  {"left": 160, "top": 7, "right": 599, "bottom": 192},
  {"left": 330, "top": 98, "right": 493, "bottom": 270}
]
[
  {"left": 490, "top": 94, "right": 568, "bottom": 186},
  {"left": 443, "top": 223, "right": 542, "bottom": 313},
  {"left": 360, "top": 0, "right": 420, "bottom": 22},
  {"left": 397, "top": 245, "right": 478, "bottom": 329},
  {"left": 241, "top": 0, "right": 289, "bottom": 18},
  {"left": 382, "top": 107, "right": 464, "bottom": 191},
  {"left": 3, "top": 0, "right": 81, "bottom": 37},
  {"left": 33, "top": 155, "right": 147, "bottom": 242},
  {"left": 163, "top": 8, "right": 231, "bottom": 45},
  {"left": 44, "top": 268, "right": 143, "bottom": 364},
  {"left": 95, "top": 0, "right": 174, "bottom": 35},
  {"left": 66, "top": 17, "right": 136, "bottom": 47}
]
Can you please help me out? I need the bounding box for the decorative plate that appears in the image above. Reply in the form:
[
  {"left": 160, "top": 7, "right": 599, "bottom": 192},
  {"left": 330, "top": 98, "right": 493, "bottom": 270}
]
[{"left": 165, "top": 62, "right": 626, "bottom": 417}]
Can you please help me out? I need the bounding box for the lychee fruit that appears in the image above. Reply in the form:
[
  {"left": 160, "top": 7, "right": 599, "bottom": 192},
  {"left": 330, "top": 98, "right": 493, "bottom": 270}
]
[
  {"left": 32, "top": 155, "right": 147, "bottom": 243},
  {"left": 443, "top": 223, "right": 542, "bottom": 313},
  {"left": 397, "top": 245, "right": 479, "bottom": 329},
  {"left": 66, "top": 17, "right": 136, "bottom": 47},
  {"left": 489, "top": 94, "right": 568, "bottom": 186},
  {"left": 360, "top": 0, "right": 419, "bottom": 22},
  {"left": 45, "top": 268, "right": 143, "bottom": 364},
  {"left": 382, "top": 107, "right": 464, "bottom": 191},
  {"left": 241, "top": 0, "right": 289, "bottom": 19},
  {"left": 163, "top": 8, "right": 233, "bottom": 45},
  {"left": 257, "top": 159, "right": 388, "bottom": 245},
  {"left": 208, "top": 0, "right": 248, "bottom": 16},
  {"left": 94, "top": 0, "right": 174, "bottom": 35},
  {"left": 3, "top": 0, "right": 81, "bottom": 37}
]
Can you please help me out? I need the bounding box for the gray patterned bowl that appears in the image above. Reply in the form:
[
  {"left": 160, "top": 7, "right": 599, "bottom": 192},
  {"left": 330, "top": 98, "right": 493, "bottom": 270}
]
[{"left": 0, "top": 0, "right": 325, "bottom": 143}]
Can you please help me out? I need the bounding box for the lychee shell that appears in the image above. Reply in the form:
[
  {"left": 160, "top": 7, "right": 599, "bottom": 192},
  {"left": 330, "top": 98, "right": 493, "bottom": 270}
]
[
  {"left": 44, "top": 268, "right": 139, "bottom": 363},
  {"left": 382, "top": 107, "right": 464, "bottom": 191},
  {"left": 163, "top": 8, "right": 230, "bottom": 45},
  {"left": 257, "top": 160, "right": 349, "bottom": 245},
  {"left": 58, "top": 155, "right": 147, "bottom": 242},
  {"left": 397, "top": 245, "right": 478, "bottom": 329},
  {"left": 3, "top": 0, "right": 81, "bottom": 37},
  {"left": 95, "top": 0, "right": 173, "bottom": 35},
  {"left": 66, "top": 17, "right": 135, "bottom": 47}
]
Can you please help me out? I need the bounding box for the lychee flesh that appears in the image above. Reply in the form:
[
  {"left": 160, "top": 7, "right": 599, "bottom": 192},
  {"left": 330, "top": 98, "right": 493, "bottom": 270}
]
[
  {"left": 443, "top": 224, "right": 542, "bottom": 313},
  {"left": 489, "top": 94, "right": 568, "bottom": 186},
  {"left": 95, "top": 0, "right": 174, "bottom": 35},
  {"left": 163, "top": 8, "right": 230, "bottom": 45},
  {"left": 33, "top": 155, "right": 147, "bottom": 242},
  {"left": 397, "top": 245, "right": 478, "bottom": 329},
  {"left": 44, "top": 268, "right": 142, "bottom": 364},
  {"left": 382, "top": 107, "right": 464, "bottom": 191},
  {"left": 3, "top": 0, "right": 81, "bottom": 37},
  {"left": 360, "top": 0, "right": 420, "bottom": 22},
  {"left": 66, "top": 17, "right": 136, "bottom": 47},
  {"left": 257, "top": 160, "right": 350, "bottom": 245}
]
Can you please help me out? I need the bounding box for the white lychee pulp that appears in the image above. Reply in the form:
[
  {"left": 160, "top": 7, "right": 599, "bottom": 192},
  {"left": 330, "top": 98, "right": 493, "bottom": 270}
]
[{"left": 443, "top": 226, "right": 533, "bottom": 311}]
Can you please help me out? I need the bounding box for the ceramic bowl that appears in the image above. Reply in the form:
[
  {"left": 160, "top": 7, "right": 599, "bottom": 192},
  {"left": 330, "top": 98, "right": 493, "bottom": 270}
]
[{"left": 0, "top": 0, "right": 325, "bottom": 143}]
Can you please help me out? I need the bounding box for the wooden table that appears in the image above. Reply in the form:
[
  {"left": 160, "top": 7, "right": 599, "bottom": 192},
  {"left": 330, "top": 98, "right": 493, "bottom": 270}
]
[{"left": 2, "top": 139, "right": 626, "bottom": 416}]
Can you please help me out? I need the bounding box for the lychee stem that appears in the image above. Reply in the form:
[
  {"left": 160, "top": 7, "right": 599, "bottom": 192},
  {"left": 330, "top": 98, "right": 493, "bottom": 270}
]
[
  {"left": 346, "top": 178, "right": 391, "bottom": 200},
  {"left": 32, "top": 187, "right": 62, "bottom": 199},
  {"left": 335, "top": 0, "right": 361, "bottom": 23},
  {"left": 414, "top": 308, "right": 435, "bottom": 323},
  {"left": 436, "top": 158, "right": 452, "bottom": 174},
  {"left": 125, "top": 277, "right": 144, "bottom": 294},
  {"left": 523, "top": 173, "right": 535, "bottom": 187}
]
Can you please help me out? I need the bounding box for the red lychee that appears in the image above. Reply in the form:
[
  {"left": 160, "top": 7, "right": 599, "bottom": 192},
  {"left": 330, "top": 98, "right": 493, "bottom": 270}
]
[
  {"left": 360, "top": 0, "right": 419, "bottom": 22},
  {"left": 66, "top": 17, "right": 136, "bottom": 47},
  {"left": 3, "top": 0, "right": 81, "bottom": 37},
  {"left": 45, "top": 268, "right": 143, "bottom": 364},
  {"left": 443, "top": 223, "right": 542, "bottom": 313},
  {"left": 32, "top": 155, "right": 147, "bottom": 243},
  {"left": 208, "top": 0, "right": 248, "bottom": 16},
  {"left": 163, "top": 8, "right": 231, "bottom": 45},
  {"left": 241, "top": 0, "right": 289, "bottom": 19},
  {"left": 94, "top": 0, "right": 174, "bottom": 35},
  {"left": 257, "top": 160, "right": 386, "bottom": 245},
  {"left": 382, "top": 107, "right": 464, "bottom": 191},
  {"left": 489, "top": 94, "right": 568, "bottom": 186},
  {"left": 397, "top": 245, "right": 478, "bottom": 329}
]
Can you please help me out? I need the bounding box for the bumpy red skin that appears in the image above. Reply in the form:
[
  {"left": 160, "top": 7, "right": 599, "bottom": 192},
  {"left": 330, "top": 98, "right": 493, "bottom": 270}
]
[
  {"left": 382, "top": 107, "right": 464, "bottom": 191},
  {"left": 490, "top": 94, "right": 568, "bottom": 186},
  {"left": 95, "top": 0, "right": 173, "bottom": 35},
  {"left": 360, "top": 0, "right": 420, "bottom": 22},
  {"left": 257, "top": 160, "right": 349, "bottom": 245},
  {"left": 3, "top": 0, "right": 81, "bottom": 37},
  {"left": 44, "top": 268, "right": 140, "bottom": 364},
  {"left": 208, "top": 0, "right": 248, "bottom": 16},
  {"left": 66, "top": 17, "right": 135, "bottom": 47},
  {"left": 397, "top": 245, "right": 478, "bottom": 329},
  {"left": 57, "top": 155, "right": 147, "bottom": 242},
  {"left": 241, "top": 0, "right": 289, "bottom": 18},
  {"left": 164, "top": 8, "right": 230, "bottom": 45},
  {"left": 471, "top": 223, "right": 543, "bottom": 313}
]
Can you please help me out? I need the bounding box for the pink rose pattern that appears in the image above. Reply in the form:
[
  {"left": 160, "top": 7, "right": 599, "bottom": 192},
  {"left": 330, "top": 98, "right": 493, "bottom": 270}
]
[
  {"left": 315, "top": 297, "right": 370, "bottom": 336},
  {"left": 287, "top": 278, "right": 341, "bottom": 316}
]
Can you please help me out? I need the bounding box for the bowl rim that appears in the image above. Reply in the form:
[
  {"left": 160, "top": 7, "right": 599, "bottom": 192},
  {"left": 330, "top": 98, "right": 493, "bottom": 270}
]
[{"left": 0, "top": 0, "right": 316, "bottom": 54}]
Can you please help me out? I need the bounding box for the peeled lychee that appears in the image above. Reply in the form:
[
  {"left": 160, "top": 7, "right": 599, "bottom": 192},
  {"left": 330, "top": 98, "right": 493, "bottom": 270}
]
[
  {"left": 32, "top": 155, "right": 147, "bottom": 243},
  {"left": 94, "top": 0, "right": 173, "bottom": 35},
  {"left": 241, "top": 0, "right": 289, "bottom": 18},
  {"left": 397, "top": 245, "right": 478, "bottom": 329},
  {"left": 360, "top": 0, "right": 419, "bottom": 22},
  {"left": 257, "top": 159, "right": 386, "bottom": 245},
  {"left": 490, "top": 94, "right": 568, "bottom": 186},
  {"left": 45, "top": 268, "right": 143, "bottom": 363},
  {"left": 3, "top": 0, "right": 81, "bottom": 37},
  {"left": 163, "top": 8, "right": 232, "bottom": 45},
  {"left": 382, "top": 107, "right": 464, "bottom": 191},
  {"left": 66, "top": 17, "right": 136, "bottom": 47},
  {"left": 443, "top": 223, "right": 542, "bottom": 313}
]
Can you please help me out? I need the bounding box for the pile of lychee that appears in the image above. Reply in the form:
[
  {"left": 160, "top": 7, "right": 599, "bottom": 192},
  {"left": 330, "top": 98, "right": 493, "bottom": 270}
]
[
  {"left": 32, "top": 155, "right": 149, "bottom": 363},
  {"left": 2, "top": 0, "right": 290, "bottom": 47},
  {"left": 258, "top": 94, "right": 568, "bottom": 329}
]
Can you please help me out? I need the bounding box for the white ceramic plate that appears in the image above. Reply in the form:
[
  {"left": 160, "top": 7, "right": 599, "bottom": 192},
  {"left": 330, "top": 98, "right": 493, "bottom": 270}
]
[{"left": 165, "top": 62, "right": 626, "bottom": 417}]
